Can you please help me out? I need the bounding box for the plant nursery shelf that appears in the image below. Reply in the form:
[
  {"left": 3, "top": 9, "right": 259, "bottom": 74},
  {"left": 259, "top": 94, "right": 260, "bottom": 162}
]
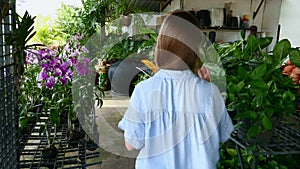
[
  {"left": 230, "top": 119, "right": 300, "bottom": 155},
  {"left": 230, "top": 112, "right": 300, "bottom": 169},
  {"left": 19, "top": 114, "right": 102, "bottom": 169},
  {"left": 200, "top": 26, "right": 250, "bottom": 32}
]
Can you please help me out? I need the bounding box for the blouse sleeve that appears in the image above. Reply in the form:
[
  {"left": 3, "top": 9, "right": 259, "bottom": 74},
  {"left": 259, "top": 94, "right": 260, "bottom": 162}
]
[
  {"left": 218, "top": 108, "right": 234, "bottom": 143},
  {"left": 211, "top": 84, "right": 234, "bottom": 143},
  {"left": 118, "top": 86, "right": 145, "bottom": 150}
]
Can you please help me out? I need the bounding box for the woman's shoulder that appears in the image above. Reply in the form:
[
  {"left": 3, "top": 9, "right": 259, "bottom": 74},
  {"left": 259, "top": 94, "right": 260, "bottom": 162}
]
[{"left": 135, "top": 76, "right": 155, "bottom": 88}]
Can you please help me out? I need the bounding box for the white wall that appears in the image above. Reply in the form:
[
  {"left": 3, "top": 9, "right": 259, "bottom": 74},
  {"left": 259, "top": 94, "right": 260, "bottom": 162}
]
[
  {"left": 163, "top": 0, "right": 282, "bottom": 47},
  {"left": 164, "top": 0, "right": 265, "bottom": 29},
  {"left": 261, "top": 0, "right": 282, "bottom": 50},
  {"left": 279, "top": 0, "right": 300, "bottom": 47}
]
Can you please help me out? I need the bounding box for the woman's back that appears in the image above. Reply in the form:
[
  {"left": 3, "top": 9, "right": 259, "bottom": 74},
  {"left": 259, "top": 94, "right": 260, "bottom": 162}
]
[{"left": 119, "top": 69, "right": 233, "bottom": 169}]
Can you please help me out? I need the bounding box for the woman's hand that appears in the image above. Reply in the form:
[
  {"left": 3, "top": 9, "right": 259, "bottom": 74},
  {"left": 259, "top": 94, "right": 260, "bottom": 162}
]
[
  {"left": 125, "top": 141, "right": 135, "bottom": 151},
  {"left": 197, "top": 66, "right": 210, "bottom": 82}
]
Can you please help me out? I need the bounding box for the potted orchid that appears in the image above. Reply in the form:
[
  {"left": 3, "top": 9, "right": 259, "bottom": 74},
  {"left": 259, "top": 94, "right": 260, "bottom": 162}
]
[
  {"left": 21, "top": 33, "right": 92, "bottom": 157},
  {"left": 41, "top": 34, "right": 90, "bottom": 149}
]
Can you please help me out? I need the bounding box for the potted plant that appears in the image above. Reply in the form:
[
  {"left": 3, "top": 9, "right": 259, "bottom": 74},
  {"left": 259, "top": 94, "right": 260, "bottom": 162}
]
[
  {"left": 214, "top": 32, "right": 300, "bottom": 145},
  {"left": 72, "top": 69, "right": 104, "bottom": 151},
  {"left": 5, "top": 11, "right": 46, "bottom": 132},
  {"left": 100, "top": 30, "right": 157, "bottom": 95},
  {"left": 28, "top": 33, "right": 91, "bottom": 151},
  {"left": 40, "top": 123, "right": 58, "bottom": 161},
  {"left": 19, "top": 49, "right": 44, "bottom": 132},
  {"left": 110, "top": 0, "right": 142, "bottom": 27}
]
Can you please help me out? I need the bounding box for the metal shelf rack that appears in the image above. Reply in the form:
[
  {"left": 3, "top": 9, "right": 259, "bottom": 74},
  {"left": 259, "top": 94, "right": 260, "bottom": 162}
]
[
  {"left": 19, "top": 114, "right": 102, "bottom": 169},
  {"left": 230, "top": 114, "right": 300, "bottom": 169}
]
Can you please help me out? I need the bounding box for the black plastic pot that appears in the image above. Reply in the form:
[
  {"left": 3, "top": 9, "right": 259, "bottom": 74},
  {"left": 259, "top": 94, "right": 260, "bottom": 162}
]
[
  {"left": 41, "top": 145, "right": 58, "bottom": 160},
  {"left": 197, "top": 10, "right": 211, "bottom": 27},
  {"left": 67, "top": 129, "right": 85, "bottom": 147},
  {"left": 86, "top": 139, "right": 99, "bottom": 151},
  {"left": 108, "top": 59, "right": 145, "bottom": 96}
]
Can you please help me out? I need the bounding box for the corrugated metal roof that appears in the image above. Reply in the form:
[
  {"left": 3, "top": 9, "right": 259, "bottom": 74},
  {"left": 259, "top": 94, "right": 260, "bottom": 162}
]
[{"left": 127, "top": 0, "right": 172, "bottom": 12}]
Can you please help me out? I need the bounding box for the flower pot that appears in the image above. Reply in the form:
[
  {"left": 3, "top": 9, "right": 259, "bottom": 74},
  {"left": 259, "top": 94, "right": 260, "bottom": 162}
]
[
  {"left": 41, "top": 145, "right": 58, "bottom": 160},
  {"left": 108, "top": 59, "right": 145, "bottom": 96},
  {"left": 67, "top": 129, "right": 85, "bottom": 147},
  {"left": 86, "top": 139, "right": 99, "bottom": 151},
  {"left": 98, "top": 65, "right": 110, "bottom": 91}
]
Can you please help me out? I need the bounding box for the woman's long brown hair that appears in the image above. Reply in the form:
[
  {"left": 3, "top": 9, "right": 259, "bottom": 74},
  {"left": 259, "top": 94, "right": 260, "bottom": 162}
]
[{"left": 155, "top": 10, "right": 203, "bottom": 72}]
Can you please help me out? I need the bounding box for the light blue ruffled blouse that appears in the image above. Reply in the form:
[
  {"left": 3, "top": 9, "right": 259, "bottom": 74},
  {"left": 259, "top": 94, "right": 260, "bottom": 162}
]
[{"left": 118, "top": 69, "right": 233, "bottom": 169}]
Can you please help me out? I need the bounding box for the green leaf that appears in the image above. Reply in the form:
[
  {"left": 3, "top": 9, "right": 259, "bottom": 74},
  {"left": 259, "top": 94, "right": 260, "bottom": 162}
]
[
  {"left": 252, "top": 94, "right": 264, "bottom": 108},
  {"left": 251, "top": 64, "right": 267, "bottom": 79},
  {"left": 247, "top": 125, "right": 261, "bottom": 138},
  {"left": 257, "top": 37, "right": 273, "bottom": 50},
  {"left": 289, "top": 49, "right": 300, "bottom": 68},
  {"left": 237, "top": 81, "right": 245, "bottom": 92},
  {"left": 49, "top": 109, "right": 60, "bottom": 126},
  {"left": 244, "top": 35, "right": 259, "bottom": 55},
  {"left": 264, "top": 108, "right": 274, "bottom": 117},
  {"left": 234, "top": 110, "right": 257, "bottom": 120},
  {"left": 267, "top": 80, "right": 273, "bottom": 88},
  {"left": 247, "top": 155, "right": 253, "bottom": 163},
  {"left": 19, "top": 118, "right": 28, "bottom": 130},
  {"left": 246, "top": 145, "right": 257, "bottom": 154},
  {"left": 250, "top": 80, "right": 268, "bottom": 90},
  {"left": 284, "top": 103, "right": 296, "bottom": 115},
  {"left": 241, "top": 30, "right": 246, "bottom": 40},
  {"left": 263, "top": 52, "right": 275, "bottom": 64},
  {"left": 249, "top": 88, "right": 263, "bottom": 96},
  {"left": 237, "top": 67, "right": 248, "bottom": 80},
  {"left": 273, "top": 39, "right": 291, "bottom": 61},
  {"left": 262, "top": 115, "right": 273, "bottom": 130},
  {"left": 226, "top": 148, "right": 238, "bottom": 156},
  {"left": 228, "top": 93, "right": 235, "bottom": 102},
  {"left": 282, "top": 90, "right": 295, "bottom": 101},
  {"left": 227, "top": 83, "right": 239, "bottom": 94},
  {"left": 271, "top": 82, "right": 278, "bottom": 93}
]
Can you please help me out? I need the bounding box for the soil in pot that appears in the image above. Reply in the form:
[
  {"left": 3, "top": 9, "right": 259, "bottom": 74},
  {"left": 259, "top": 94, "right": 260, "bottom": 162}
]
[{"left": 41, "top": 145, "right": 58, "bottom": 160}]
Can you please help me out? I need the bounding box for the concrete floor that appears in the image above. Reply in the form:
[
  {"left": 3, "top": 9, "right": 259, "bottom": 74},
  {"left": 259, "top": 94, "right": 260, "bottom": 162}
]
[{"left": 93, "top": 90, "right": 136, "bottom": 169}]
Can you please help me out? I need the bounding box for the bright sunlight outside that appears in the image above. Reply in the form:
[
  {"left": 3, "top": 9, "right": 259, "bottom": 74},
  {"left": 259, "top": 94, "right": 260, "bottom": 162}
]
[{"left": 16, "top": 0, "right": 82, "bottom": 18}]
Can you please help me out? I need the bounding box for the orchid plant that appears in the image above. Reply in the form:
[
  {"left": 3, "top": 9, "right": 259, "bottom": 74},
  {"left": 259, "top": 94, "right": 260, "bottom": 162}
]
[{"left": 20, "top": 33, "right": 91, "bottom": 147}]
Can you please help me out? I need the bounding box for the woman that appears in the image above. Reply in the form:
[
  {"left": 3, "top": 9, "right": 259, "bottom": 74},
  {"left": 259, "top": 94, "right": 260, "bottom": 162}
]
[{"left": 118, "top": 10, "right": 233, "bottom": 169}]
